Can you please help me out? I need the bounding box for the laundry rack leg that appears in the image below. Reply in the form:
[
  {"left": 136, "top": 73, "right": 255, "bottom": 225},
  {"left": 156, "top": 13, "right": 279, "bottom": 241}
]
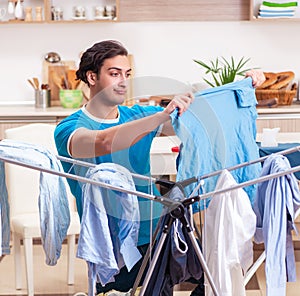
[{"left": 136, "top": 210, "right": 220, "bottom": 296}]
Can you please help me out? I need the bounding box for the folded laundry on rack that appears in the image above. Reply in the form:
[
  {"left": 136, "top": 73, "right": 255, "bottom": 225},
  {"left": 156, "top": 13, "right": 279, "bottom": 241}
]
[{"left": 0, "top": 139, "right": 70, "bottom": 266}]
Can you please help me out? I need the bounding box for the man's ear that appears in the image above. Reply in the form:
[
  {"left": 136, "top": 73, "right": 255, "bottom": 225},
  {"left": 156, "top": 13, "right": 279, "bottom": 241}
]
[{"left": 86, "top": 71, "right": 97, "bottom": 86}]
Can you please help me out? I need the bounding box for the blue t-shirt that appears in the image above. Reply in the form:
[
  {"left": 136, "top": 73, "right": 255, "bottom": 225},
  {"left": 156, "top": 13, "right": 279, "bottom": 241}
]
[{"left": 54, "top": 104, "right": 164, "bottom": 246}]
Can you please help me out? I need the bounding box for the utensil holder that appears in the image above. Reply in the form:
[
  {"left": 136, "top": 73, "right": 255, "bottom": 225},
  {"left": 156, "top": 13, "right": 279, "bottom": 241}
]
[{"left": 35, "top": 89, "right": 51, "bottom": 108}]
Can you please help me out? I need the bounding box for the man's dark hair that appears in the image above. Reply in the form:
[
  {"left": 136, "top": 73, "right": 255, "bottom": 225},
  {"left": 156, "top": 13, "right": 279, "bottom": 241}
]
[{"left": 76, "top": 40, "right": 128, "bottom": 85}]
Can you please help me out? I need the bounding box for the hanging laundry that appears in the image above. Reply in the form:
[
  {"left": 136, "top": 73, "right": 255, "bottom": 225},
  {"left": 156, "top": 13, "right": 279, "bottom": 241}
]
[
  {"left": 77, "top": 163, "right": 141, "bottom": 296},
  {"left": 253, "top": 154, "right": 300, "bottom": 296},
  {"left": 0, "top": 139, "right": 70, "bottom": 265},
  {"left": 204, "top": 169, "right": 256, "bottom": 296}
]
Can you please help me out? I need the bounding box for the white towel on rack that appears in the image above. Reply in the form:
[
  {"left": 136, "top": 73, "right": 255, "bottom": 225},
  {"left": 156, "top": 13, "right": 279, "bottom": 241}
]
[{"left": 204, "top": 169, "right": 256, "bottom": 296}]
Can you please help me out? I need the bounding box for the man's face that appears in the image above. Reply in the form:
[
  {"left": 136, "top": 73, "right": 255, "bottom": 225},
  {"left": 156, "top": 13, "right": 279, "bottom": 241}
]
[{"left": 93, "top": 55, "right": 132, "bottom": 105}]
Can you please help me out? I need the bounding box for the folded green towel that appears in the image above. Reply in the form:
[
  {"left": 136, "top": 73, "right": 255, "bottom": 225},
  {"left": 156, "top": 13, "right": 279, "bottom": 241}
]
[{"left": 262, "top": 1, "right": 298, "bottom": 7}]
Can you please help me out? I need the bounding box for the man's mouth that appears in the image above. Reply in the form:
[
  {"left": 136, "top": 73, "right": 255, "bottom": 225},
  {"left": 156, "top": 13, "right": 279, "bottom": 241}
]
[{"left": 114, "top": 89, "right": 127, "bottom": 95}]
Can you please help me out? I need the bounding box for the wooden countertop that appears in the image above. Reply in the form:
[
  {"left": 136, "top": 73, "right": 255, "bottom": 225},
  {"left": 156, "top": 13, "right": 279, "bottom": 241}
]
[
  {"left": 257, "top": 100, "right": 300, "bottom": 115},
  {"left": 0, "top": 106, "right": 78, "bottom": 118}
]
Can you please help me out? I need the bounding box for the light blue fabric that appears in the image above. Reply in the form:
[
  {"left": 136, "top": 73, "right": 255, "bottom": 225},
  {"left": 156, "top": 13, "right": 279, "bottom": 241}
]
[
  {"left": 0, "top": 161, "right": 10, "bottom": 256},
  {"left": 55, "top": 104, "right": 164, "bottom": 246},
  {"left": 171, "top": 78, "right": 261, "bottom": 210},
  {"left": 0, "top": 139, "right": 70, "bottom": 265},
  {"left": 77, "top": 163, "right": 141, "bottom": 296},
  {"left": 253, "top": 154, "right": 300, "bottom": 296}
]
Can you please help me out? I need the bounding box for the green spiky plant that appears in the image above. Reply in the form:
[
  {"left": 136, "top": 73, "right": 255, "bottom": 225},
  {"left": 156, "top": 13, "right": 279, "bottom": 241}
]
[{"left": 193, "top": 56, "right": 253, "bottom": 88}]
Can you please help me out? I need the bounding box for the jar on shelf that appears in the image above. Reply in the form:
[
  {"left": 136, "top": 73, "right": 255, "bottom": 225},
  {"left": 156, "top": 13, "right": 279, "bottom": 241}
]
[
  {"left": 51, "top": 6, "right": 63, "bottom": 21},
  {"left": 35, "top": 6, "right": 42, "bottom": 21},
  {"left": 14, "top": 0, "right": 24, "bottom": 20},
  {"left": 25, "top": 7, "right": 32, "bottom": 22}
]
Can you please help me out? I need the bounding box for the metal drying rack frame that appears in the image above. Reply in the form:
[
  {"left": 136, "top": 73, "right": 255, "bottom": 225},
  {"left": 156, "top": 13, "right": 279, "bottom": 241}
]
[{"left": 1, "top": 144, "right": 300, "bottom": 295}]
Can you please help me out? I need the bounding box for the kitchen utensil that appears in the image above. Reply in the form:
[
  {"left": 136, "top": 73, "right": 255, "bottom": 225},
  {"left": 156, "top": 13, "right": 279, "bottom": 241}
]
[
  {"left": 27, "top": 79, "right": 36, "bottom": 90},
  {"left": 44, "top": 52, "right": 61, "bottom": 63},
  {"left": 32, "top": 77, "right": 40, "bottom": 90},
  {"left": 67, "top": 69, "right": 79, "bottom": 89}
]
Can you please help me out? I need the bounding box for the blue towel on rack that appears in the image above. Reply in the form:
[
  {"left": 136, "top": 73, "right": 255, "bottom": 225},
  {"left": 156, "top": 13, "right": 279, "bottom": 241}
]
[
  {"left": 171, "top": 78, "right": 261, "bottom": 211},
  {"left": 0, "top": 139, "right": 70, "bottom": 265}
]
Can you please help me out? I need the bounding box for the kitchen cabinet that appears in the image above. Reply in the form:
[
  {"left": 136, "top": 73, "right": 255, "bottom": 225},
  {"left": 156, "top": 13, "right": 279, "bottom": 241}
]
[
  {"left": 250, "top": 0, "right": 300, "bottom": 21},
  {"left": 119, "top": 0, "right": 249, "bottom": 21},
  {"left": 0, "top": 0, "right": 119, "bottom": 23},
  {"left": 0, "top": 106, "right": 74, "bottom": 139},
  {"left": 256, "top": 103, "right": 300, "bottom": 133}
]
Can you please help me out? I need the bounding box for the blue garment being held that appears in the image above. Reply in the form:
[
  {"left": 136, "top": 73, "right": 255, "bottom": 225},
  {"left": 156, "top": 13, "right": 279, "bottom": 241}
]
[{"left": 171, "top": 78, "right": 261, "bottom": 211}]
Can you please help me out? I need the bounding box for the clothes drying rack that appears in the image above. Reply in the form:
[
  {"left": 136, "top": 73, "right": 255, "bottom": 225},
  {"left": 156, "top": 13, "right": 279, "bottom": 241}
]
[
  {"left": 1, "top": 144, "right": 300, "bottom": 296},
  {"left": 130, "top": 145, "right": 300, "bottom": 296}
]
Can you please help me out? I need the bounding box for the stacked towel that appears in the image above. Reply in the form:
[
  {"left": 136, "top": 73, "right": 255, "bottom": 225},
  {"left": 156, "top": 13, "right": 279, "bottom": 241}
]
[{"left": 258, "top": 1, "right": 298, "bottom": 18}]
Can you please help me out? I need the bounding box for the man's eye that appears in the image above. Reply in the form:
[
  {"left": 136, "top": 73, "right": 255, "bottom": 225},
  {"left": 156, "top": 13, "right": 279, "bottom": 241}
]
[
  {"left": 111, "top": 72, "right": 119, "bottom": 77},
  {"left": 126, "top": 73, "right": 131, "bottom": 78}
]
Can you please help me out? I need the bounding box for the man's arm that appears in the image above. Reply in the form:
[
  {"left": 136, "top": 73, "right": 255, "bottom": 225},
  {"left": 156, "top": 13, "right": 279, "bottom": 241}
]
[{"left": 70, "top": 92, "right": 193, "bottom": 158}]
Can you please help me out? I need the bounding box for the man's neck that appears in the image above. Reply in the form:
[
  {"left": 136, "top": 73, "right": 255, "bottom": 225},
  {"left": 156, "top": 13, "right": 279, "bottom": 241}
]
[{"left": 85, "top": 100, "right": 119, "bottom": 120}]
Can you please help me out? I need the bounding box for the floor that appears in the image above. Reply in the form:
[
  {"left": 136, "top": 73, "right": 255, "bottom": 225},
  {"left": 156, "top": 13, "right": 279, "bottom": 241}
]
[{"left": 1, "top": 244, "right": 300, "bottom": 296}]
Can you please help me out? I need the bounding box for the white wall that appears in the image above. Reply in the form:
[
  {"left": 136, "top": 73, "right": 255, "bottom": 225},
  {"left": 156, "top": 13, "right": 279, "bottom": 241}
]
[{"left": 0, "top": 21, "right": 299, "bottom": 103}]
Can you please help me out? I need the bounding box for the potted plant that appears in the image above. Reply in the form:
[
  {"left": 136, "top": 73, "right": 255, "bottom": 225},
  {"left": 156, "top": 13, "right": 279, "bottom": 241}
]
[{"left": 193, "top": 56, "right": 253, "bottom": 88}]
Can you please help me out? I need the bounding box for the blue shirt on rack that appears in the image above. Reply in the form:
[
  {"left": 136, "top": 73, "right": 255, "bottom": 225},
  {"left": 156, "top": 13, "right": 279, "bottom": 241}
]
[{"left": 253, "top": 154, "right": 300, "bottom": 296}]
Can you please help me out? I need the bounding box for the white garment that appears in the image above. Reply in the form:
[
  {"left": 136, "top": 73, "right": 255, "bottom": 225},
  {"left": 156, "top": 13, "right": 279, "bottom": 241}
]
[{"left": 204, "top": 170, "right": 256, "bottom": 296}]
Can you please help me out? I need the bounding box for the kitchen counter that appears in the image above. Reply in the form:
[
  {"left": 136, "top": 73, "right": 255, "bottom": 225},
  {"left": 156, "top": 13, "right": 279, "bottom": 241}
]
[
  {"left": 1, "top": 100, "right": 300, "bottom": 117},
  {"left": 256, "top": 101, "right": 300, "bottom": 133},
  {"left": 257, "top": 100, "right": 300, "bottom": 117},
  {"left": 0, "top": 106, "right": 78, "bottom": 119}
]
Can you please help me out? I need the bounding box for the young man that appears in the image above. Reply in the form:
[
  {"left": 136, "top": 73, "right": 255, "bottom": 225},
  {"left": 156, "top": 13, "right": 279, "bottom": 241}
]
[{"left": 54, "top": 40, "right": 265, "bottom": 294}]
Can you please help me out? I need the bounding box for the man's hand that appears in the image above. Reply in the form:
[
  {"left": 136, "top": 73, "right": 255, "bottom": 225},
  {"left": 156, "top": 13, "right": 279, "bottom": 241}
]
[
  {"left": 245, "top": 70, "right": 266, "bottom": 88},
  {"left": 164, "top": 92, "right": 194, "bottom": 117}
]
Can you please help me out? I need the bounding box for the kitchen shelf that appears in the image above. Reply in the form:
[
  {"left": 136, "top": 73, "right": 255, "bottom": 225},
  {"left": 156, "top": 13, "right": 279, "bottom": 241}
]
[{"left": 0, "top": 0, "right": 119, "bottom": 23}]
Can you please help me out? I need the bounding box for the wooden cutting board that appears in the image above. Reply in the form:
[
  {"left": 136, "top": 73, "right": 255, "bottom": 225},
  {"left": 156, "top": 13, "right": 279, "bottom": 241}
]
[{"left": 42, "top": 60, "right": 76, "bottom": 106}]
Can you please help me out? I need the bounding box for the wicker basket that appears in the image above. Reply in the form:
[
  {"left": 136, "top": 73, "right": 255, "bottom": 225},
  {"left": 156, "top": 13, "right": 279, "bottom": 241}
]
[{"left": 255, "top": 83, "right": 298, "bottom": 106}]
